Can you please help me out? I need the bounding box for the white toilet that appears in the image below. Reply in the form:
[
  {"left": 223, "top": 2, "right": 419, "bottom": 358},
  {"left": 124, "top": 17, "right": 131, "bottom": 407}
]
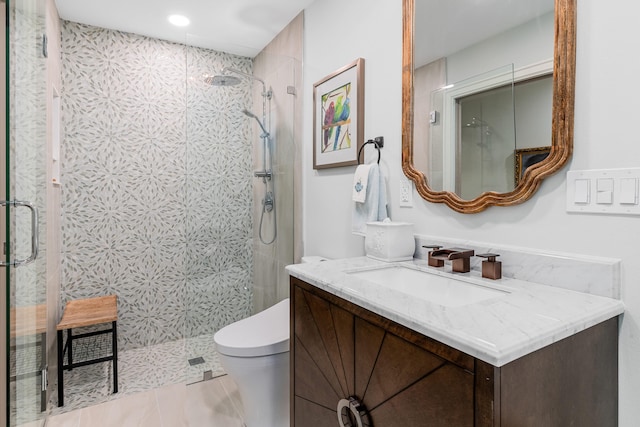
[
  {"left": 213, "top": 257, "right": 327, "bottom": 427},
  {"left": 214, "top": 298, "right": 290, "bottom": 427}
]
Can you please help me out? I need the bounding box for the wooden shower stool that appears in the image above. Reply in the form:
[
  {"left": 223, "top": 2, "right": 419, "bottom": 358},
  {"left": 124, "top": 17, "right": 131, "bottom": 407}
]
[{"left": 56, "top": 295, "right": 118, "bottom": 407}]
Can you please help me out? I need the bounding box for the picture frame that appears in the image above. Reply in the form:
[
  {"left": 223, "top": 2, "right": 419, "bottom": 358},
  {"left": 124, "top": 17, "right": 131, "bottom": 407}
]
[
  {"left": 515, "top": 146, "right": 551, "bottom": 185},
  {"left": 313, "top": 58, "right": 364, "bottom": 169}
]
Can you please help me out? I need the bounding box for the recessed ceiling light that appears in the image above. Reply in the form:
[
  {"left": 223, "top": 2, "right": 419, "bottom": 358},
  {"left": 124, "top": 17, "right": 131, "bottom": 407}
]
[{"left": 168, "top": 14, "right": 190, "bottom": 27}]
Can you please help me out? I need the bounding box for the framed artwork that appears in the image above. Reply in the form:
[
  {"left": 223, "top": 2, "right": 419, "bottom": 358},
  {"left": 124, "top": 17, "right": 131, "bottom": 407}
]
[
  {"left": 515, "top": 146, "right": 551, "bottom": 185},
  {"left": 313, "top": 58, "right": 364, "bottom": 169}
]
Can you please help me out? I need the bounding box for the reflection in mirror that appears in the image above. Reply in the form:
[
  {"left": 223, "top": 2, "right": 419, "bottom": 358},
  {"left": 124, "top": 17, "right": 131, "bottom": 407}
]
[
  {"left": 427, "top": 64, "right": 517, "bottom": 199},
  {"left": 403, "top": 0, "right": 576, "bottom": 213}
]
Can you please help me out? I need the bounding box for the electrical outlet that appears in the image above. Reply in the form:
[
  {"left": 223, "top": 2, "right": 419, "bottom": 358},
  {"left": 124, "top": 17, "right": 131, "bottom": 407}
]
[{"left": 400, "top": 176, "right": 413, "bottom": 207}]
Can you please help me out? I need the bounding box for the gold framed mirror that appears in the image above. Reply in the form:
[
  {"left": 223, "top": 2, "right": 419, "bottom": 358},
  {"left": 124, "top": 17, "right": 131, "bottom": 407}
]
[{"left": 402, "top": 0, "right": 576, "bottom": 213}]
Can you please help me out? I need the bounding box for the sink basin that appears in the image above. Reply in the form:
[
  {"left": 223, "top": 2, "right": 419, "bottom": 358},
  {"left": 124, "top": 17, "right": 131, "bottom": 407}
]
[{"left": 348, "top": 266, "right": 507, "bottom": 307}]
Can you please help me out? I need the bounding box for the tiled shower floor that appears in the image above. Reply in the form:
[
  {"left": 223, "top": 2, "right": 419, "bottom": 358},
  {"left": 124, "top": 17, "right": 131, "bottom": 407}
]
[{"left": 49, "top": 333, "right": 225, "bottom": 417}]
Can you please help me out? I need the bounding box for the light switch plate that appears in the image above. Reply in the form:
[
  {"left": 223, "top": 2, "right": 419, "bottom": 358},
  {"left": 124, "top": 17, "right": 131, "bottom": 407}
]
[{"left": 567, "top": 168, "right": 640, "bottom": 215}]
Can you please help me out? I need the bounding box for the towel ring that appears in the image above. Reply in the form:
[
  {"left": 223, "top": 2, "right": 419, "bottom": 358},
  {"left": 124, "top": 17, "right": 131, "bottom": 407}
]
[{"left": 357, "top": 137, "right": 384, "bottom": 165}]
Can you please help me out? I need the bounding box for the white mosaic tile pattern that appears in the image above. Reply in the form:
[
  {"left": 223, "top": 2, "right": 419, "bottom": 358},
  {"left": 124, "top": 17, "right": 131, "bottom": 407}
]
[
  {"left": 185, "top": 46, "right": 254, "bottom": 337},
  {"left": 60, "top": 21, "right": 254, "bottom": 350},
  {"left": 49, "top": 334, "right": 224, "bottom": 416}
]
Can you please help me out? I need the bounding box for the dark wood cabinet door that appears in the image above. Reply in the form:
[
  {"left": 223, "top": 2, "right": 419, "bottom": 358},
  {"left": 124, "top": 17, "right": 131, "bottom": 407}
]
[
  {"left": 292, "top": 280, "right": 474, "bottom": 427},
  {"left": 291, "top": 277, "right": 618, "bottom": 427}
]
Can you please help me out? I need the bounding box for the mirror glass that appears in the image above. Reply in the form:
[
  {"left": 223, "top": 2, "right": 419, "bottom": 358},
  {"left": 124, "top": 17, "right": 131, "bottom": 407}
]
[{"left": 403, "top": 0, "right": 575, "bottom": 212}]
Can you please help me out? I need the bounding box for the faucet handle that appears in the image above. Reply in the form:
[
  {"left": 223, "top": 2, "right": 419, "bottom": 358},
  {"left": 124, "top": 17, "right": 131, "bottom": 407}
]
[
  {"left": 476, "top": 253, "right": 501, "bottom": 280},
  {"left": 477, "top": 253, "right": 500, "bottom": 261},
  {"left": 422, "top": 245, "right": 444, "bottom": 267}
]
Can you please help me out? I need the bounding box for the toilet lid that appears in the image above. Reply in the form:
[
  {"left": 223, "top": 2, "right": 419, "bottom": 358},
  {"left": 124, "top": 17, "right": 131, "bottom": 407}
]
[{"left": 214, "top": 298, "right": 290, "bottom": 357}]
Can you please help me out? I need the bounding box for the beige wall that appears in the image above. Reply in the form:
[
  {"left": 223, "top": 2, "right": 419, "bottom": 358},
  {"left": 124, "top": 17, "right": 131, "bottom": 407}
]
[{"left": 252, "top": 12, "right": 303, "bottom": 313}]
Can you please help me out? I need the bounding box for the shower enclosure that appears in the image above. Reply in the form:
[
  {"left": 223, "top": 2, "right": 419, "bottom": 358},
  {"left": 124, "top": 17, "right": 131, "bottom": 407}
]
[
  {"left": 36, "top": 19, "right": 301, "bottom": 414},
  {"left": 206, "top": 67, "right": 278, "bottom": 246},
  {"left": 2, "top": 4, "right": 301, "bottom": 423},
  {"left": 4, "top": 0, "right": 49, "bottom": 425}
]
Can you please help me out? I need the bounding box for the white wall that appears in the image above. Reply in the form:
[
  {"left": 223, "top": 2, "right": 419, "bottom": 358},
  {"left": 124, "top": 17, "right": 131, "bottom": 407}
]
[
  {"left": 446, "top": 11, "right": 554, "bottom": 84},
  {"left": 303, "top": 0, "right": 640, "bottom": 425},
  {"left": 303, "top": 0, "right": 403, "bottom": 258}
]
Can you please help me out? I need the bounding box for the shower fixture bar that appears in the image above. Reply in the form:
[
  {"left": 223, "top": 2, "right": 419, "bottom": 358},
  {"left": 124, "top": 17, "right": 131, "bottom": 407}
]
[{"left": 214, "top": 66, "right": 277, "bottom": 245}]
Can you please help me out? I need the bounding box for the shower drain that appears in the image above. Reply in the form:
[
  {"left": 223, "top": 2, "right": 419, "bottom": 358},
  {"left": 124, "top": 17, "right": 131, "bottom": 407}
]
[{"left": 188, "top": 357, "right": 205, "bottom": 366}]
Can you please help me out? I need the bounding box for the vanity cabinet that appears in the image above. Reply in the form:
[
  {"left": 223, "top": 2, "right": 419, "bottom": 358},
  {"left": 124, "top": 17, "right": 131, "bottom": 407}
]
[{"left": 290, "top": 277, "right": 618, "bottom": 427}]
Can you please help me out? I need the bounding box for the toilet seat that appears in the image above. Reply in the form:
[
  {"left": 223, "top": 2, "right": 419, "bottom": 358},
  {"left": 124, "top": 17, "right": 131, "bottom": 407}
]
[{"left": 214, "top": 298, "right": 289, "bottom": 357}]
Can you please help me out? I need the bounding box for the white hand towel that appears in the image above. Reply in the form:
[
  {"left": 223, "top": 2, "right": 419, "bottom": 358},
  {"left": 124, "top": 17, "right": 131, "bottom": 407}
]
[
  {"left": 352, "top": 164, "right": 372, "bottom": 203},
  {"left": 352, "top": 164, "right": 389, "bottom": 236}
]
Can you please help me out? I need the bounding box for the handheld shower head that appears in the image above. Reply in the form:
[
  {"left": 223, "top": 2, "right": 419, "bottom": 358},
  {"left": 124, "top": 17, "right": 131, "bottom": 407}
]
[
  {"left": 242, "top": 108, "right": 258, "bottom": 120},
  {"left": 243, "top": 108, "right": 269, "bottom": 137}
]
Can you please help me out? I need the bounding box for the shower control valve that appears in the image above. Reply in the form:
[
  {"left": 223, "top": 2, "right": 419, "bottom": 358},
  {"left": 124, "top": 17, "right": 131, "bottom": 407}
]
[
  {"left": 263, "top": 191, "right": 275, "bottom": 212},
  {"left": 254, "top": 170, "right": 272, "bottom": 181}
]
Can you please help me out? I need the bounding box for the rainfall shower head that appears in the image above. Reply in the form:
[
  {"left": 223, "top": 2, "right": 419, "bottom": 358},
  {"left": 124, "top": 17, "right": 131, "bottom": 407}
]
[
  {"left": 221, "top": 67, "right": 271, "bottom": 99},
  {"left": 243, "top": 108, "right": 269, "bottom": 136},
  {"left": 204, "top": 75, "right": 241, "bottom": 86},
  {"left": 222, "top": 67, "right": 265, "bottom": 86}
]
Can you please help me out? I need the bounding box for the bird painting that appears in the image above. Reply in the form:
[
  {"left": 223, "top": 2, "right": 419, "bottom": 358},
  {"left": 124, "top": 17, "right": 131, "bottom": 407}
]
[
  {"left": 321, "top": 82, "right": 352, "bottom": 153},
  {"left": 323, "top": 101, "right": 335, "bottom": 151},
  {"left": 332, "top": 96, "right": 351, "bottom": 150}
]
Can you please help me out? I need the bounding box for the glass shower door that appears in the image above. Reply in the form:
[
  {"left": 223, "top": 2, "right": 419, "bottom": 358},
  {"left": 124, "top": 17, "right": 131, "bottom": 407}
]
[{"left": 4, "top": 0, "right": 48, "bottom": 425}]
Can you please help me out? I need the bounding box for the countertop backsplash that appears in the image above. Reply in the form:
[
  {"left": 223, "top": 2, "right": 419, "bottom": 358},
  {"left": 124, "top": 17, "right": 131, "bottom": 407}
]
[{"left": 413, "top": 234, "right": 621, "bottom": 299}]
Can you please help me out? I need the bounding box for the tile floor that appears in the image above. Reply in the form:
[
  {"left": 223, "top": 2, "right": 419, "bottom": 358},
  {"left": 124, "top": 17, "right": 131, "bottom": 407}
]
[
  {"left": 45, "top": 375, "right": 246, "bottom": 427},
  {"left": 50, "top": 333, "right": 224, "bottom": 416},
  {"left": 14, "top": 333, "right": 233, "bottom": 426}
]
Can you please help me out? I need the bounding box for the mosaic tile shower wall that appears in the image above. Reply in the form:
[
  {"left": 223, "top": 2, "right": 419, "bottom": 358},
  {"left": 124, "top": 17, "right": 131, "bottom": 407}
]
[
  {"left": 60, "top": 22, "right": 253, "bottom": 350},
  {"left": 184, "top": 42, "right": 254, "bottom": 338}
]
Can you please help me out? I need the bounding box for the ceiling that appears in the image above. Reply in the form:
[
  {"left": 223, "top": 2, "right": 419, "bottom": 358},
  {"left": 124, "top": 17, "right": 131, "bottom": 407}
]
[{"left": 54, "top": 0, "right": 316, "bottom": 58}]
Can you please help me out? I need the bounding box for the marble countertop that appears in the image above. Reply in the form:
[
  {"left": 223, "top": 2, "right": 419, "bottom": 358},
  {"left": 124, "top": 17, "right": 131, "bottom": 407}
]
[{"left": 286, "top": 257, "right": 625, "bottom": 367}]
